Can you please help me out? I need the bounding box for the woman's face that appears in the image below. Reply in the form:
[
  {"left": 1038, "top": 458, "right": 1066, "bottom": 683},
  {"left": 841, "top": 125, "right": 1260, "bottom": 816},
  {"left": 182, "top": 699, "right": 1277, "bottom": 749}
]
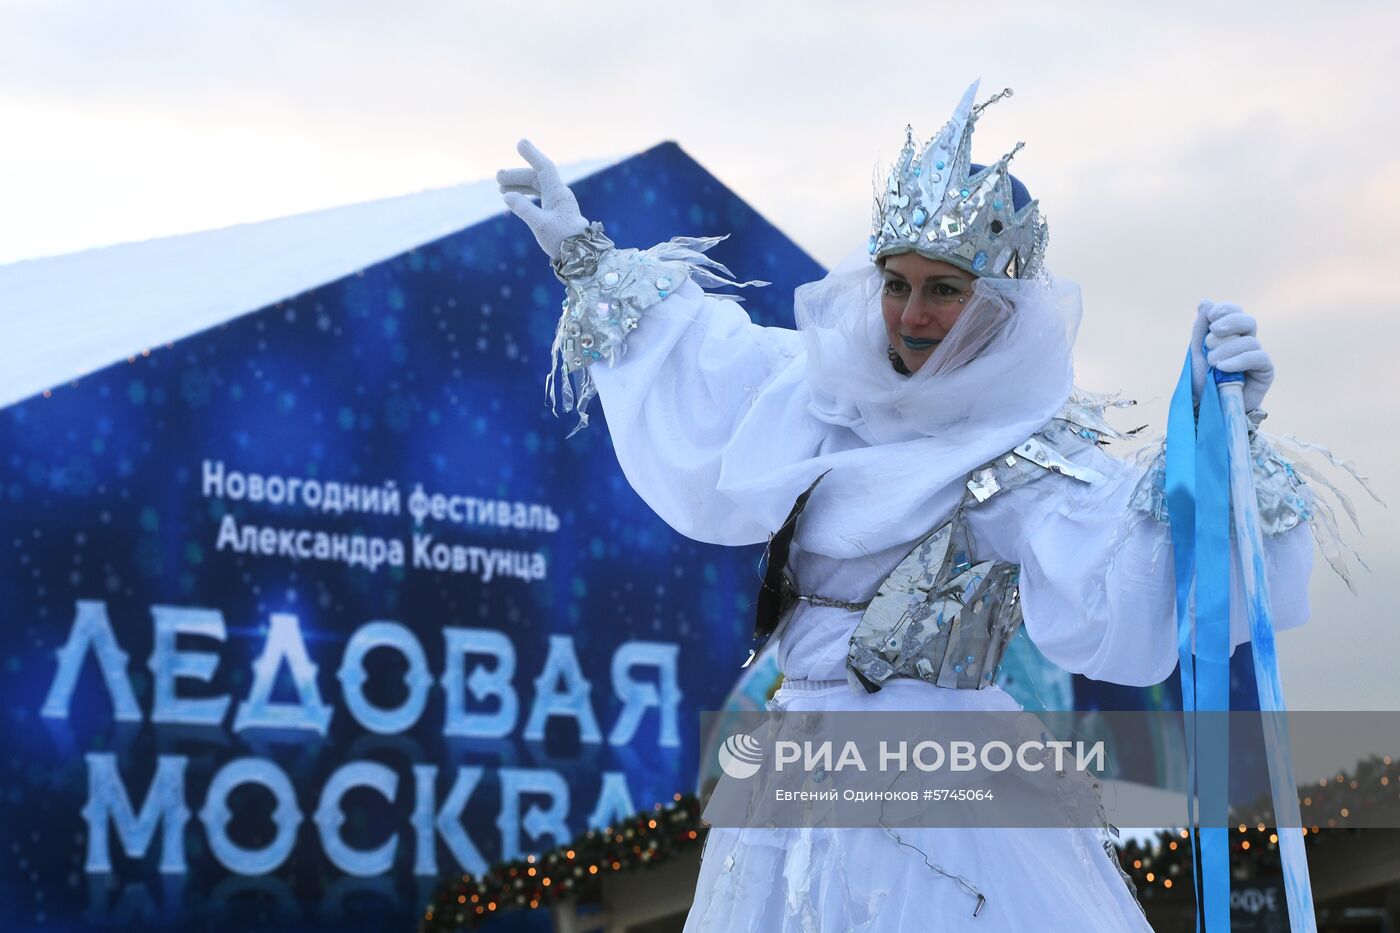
[{"left": 880, "top": 252, "right": 976, "bottom": 375}]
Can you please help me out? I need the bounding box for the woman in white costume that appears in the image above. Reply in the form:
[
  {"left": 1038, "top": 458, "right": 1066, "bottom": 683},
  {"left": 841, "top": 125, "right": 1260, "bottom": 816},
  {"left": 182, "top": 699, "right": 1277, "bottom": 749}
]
[{"left": 498, "top": 82, "right": 1327, "bottom": 931}]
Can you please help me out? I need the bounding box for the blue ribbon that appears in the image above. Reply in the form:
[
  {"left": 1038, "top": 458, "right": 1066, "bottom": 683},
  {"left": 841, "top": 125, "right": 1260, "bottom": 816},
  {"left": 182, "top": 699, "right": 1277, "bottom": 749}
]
[{"left": 1165, "top": 350, "right": 1233, "bottom": 930}]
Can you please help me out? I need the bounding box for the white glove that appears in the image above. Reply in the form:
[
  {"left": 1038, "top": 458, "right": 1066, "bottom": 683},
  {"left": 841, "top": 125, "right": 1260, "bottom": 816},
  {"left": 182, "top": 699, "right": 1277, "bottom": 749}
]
[
  {"left": 496, "top": 139, "right": 589, "bottom": 261},
  {"left": 1189, "top": 299, "right": 1275, "bottom": 412}
]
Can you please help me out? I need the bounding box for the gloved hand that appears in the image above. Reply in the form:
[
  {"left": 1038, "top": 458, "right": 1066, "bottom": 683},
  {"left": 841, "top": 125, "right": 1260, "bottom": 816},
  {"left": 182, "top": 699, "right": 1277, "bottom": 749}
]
[
  {"left": 497, "top": 139, "right": 589, "bottom": 261},
  {"left": 1189, "top": 300, "right": 1275, "bottom": 412}
]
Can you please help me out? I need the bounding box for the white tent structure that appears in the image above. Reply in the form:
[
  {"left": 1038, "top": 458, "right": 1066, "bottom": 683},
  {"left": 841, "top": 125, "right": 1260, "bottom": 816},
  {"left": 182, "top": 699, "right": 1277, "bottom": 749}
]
[{"left": 0, "top": 155, "right": 623, "bottom": 411}]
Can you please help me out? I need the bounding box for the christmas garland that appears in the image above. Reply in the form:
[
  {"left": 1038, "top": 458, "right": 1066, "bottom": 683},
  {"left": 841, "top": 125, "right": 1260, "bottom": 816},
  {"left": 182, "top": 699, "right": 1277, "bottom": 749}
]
[
  {"left": 421, "top": 754, "right": 1398, "bottom": 927},
  {"left": 421, "top": 793, "right": 706, "bottom": 931},
  {"left": 1117, "top": 754, "right": 1399, "bottom": 897}
]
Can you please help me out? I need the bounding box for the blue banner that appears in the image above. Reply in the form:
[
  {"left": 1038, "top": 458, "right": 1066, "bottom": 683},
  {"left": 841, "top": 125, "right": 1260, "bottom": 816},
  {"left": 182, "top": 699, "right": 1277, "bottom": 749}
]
[{"left": 0, "top": 144, "right": 824, "bottom": 932}]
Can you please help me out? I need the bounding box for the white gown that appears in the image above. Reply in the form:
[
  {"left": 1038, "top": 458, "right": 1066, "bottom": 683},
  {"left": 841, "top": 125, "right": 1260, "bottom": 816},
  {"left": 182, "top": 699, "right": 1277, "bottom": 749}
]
[{"left": 573, "top": 251, "right": 1316, "bottom": 931}]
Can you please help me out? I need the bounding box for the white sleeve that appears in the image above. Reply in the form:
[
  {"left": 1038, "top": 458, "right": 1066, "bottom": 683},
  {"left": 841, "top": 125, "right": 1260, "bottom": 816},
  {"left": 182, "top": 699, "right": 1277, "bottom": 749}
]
[
  {"left": 550, "top": 241, "right": 801, "bottom": 547},
  {"left": 966, "top": 438, "right": 1315, "bottom": 687}
]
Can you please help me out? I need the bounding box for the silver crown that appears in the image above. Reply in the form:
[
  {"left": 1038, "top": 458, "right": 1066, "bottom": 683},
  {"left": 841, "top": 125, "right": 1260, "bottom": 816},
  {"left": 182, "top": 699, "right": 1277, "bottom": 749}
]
[{"left": 869, "top": 80, "right": 1047, "bottom": 280}]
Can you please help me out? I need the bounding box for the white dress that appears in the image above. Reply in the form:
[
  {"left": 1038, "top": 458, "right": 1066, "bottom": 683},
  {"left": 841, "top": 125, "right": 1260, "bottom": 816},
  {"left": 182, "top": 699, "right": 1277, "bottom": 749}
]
[{"left": 558, "top": 240, "right": 1317, "bottom": 932}]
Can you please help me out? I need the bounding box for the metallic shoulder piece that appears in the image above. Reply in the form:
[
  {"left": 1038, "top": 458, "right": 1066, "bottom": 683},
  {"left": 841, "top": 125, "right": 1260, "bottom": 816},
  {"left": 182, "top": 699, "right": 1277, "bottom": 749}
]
[
  {"left": 847, "top": 504, "right": 1021, "bottom": 693},
  {"left": 964, "top": 391, "right": 1139, "bottom": 504}
]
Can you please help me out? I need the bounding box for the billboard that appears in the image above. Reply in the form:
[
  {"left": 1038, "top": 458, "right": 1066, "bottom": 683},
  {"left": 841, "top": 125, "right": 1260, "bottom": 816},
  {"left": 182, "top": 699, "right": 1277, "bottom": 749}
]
[{"left": 0, "top": 143, "right": 824, "bottom": 931}]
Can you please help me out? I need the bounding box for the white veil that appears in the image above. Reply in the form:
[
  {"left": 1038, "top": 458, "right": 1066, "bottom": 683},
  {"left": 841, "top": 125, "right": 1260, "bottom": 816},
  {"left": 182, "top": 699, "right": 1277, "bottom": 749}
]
[
  {"left": 715, "top": 243, "right": 1084, "bottom": 560},
  {"left": 799, "top": 245, "right": 1082, "bottom": 445}
]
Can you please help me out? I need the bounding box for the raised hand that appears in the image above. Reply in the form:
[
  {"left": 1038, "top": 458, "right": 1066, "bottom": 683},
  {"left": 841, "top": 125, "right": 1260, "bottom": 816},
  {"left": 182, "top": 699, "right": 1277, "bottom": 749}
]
[
  {"left": 497, "top": 139, "right": 589, "bottom": 261},
  {"left": 1190, "top": 300, "right": 1275, "bottom": 412}
]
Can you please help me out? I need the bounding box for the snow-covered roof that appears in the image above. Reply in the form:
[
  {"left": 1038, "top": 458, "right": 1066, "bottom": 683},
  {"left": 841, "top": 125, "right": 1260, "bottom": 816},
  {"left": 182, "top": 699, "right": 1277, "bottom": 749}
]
[{"left": 0, "top": 153, "right": 626, "bottom": 411}]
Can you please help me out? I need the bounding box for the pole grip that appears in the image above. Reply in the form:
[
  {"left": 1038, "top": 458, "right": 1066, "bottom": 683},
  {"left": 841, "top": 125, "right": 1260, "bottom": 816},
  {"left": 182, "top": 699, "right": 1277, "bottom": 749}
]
[{"left": 1217, "top": 378, "right": 1318, "bottom": 933}]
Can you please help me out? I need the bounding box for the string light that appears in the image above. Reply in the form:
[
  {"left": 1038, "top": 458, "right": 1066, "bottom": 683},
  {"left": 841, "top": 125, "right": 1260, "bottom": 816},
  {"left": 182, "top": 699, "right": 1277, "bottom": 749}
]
[
  {"left": 1113, "top": 754, "right": 1399, "bottom": 905},
  {"left": 421, "top": 794, "right": 707, "bottom": 931}
]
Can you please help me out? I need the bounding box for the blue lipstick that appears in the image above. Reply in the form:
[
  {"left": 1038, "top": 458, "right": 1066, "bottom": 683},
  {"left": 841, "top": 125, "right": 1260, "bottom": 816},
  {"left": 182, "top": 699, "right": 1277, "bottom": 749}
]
[{"left": 901, "top": 335, "right": 941, "bottom": 351}]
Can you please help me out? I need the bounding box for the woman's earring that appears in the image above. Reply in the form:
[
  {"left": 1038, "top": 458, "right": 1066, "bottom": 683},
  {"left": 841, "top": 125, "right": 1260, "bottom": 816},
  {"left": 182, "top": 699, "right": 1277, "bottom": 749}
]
[{"left": 887, "top": 345, "right": 911, "bottom": 376}]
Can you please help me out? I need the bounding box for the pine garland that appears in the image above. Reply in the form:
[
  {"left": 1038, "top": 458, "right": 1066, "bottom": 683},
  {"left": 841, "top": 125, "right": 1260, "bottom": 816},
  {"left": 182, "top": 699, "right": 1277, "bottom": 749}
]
[
  {"left": 421, "top": 792, "right": 706, "bottom": 932},
  {"left": 1117, "top": 754, "right": 1399, "bottom": 897}
]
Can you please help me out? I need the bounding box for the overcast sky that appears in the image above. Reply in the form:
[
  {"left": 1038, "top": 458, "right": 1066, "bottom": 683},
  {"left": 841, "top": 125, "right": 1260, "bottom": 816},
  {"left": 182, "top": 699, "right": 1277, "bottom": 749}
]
[{"left": 2, "top": 0, "right": 1396, "bottom": 711}]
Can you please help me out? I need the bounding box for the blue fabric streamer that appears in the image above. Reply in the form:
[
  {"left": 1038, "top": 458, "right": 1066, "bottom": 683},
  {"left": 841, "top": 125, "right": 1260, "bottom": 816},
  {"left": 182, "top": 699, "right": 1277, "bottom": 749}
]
[{"left": 1165, "top": 350, "right": 1232, "bottom": 930}]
